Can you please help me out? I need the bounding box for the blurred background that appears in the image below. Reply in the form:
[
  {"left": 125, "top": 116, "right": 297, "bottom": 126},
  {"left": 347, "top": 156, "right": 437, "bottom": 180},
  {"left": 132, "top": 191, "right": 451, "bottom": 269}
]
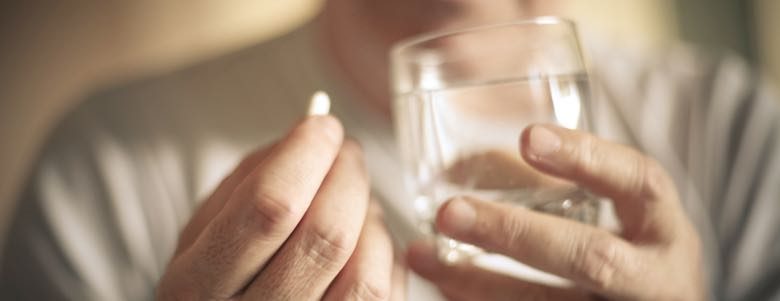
[{"left": 0, "top": 0, "right": 778, "bottom": 249}]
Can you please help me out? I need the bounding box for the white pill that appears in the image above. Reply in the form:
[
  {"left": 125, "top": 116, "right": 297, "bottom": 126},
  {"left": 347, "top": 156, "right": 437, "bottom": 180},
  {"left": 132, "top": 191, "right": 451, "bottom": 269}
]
[{"left": 307, "top": 91, "right": 331, "bottom": 116}]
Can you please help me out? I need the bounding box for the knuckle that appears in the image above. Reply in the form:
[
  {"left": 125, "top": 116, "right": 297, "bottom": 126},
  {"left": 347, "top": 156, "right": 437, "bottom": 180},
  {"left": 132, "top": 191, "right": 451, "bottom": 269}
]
[
  {"left": 573, "top": 134, "right": 604, "bottom": 178},
  {"left": 496, "top": 210, "right": 530, "bottom": 249},
  {"left": 198, "top": 220, "right": 244, "bottom": 269},
  {"left": 634, "top": 156, "right": 671, "bottom": 201},
  {"left": 571, "top": 235, "right": 623, "bottom": 290},
  {"left": 249, "top": 188, "right": 300, "bottom": 234},
  {"left": 305, "top": 225, "right": 356, "bottom": 271},
  {"left": 620, "top": 154, "right": 650, "bottom": 201},
  {"left": 345, "top": 279, "right": 390, "bottom": 301}
]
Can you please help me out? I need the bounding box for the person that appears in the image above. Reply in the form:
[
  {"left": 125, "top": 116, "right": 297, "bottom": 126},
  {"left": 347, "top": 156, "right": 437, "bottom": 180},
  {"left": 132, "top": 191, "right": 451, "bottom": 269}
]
[{"left": 2, "top": 0, "right": 779, "bottom": 300}]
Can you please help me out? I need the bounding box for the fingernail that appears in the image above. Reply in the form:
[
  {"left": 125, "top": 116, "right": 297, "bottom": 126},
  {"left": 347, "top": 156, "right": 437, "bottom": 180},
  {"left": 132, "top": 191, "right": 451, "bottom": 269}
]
[
  {"left": 437, "top": 198, "right": 476, "bottom": 237},
  {"left": 528, "top": 125, "right": 561, "bottom": 157},
  {"left": 407, "top": 241, "right": 439, "bottom": 274}
]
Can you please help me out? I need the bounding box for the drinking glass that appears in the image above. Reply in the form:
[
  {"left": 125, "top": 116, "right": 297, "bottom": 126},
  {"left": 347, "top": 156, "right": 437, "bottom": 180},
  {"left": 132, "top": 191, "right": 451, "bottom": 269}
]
[{"left": 391, "top": 17, "right": 600, "bottom": 264}]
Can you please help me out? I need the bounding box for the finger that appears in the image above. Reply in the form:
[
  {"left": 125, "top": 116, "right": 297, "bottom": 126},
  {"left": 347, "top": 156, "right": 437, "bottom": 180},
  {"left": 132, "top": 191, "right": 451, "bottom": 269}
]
[
  {"left": 245, "top": 140, "right": 370, "bottom": 300},
  {"left": 435, "top": 197, "right": 649, "bottom": 299},
  {"left": 175, "top": 143, "right": 277, "bottom": 256},
  {"left": 168, "top": 116, "right": 344, "bottom": 299},
  {"left": 520, "top": 124, "right": 682, "bottom": 239},
  {"left": 389, "top": 250, "right": 407, "bottom": 301},
  {"left": 323, "top": 202, "right": 394, "bottom": 301},
  {"left": 407, "top": 240, "right": 589, "bottom": 301}
]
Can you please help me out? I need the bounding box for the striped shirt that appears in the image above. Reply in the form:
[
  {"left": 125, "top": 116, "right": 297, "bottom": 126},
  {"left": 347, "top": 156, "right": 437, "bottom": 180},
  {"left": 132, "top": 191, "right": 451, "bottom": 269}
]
[{"left": 2, "top": 21, "right": 778, "bottom": 300}]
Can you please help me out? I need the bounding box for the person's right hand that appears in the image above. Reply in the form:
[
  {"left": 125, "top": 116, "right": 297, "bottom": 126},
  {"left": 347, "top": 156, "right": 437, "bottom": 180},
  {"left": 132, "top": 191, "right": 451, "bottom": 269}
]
[{"left": 156, "top": 116, "right": 405, "bottom": 300}]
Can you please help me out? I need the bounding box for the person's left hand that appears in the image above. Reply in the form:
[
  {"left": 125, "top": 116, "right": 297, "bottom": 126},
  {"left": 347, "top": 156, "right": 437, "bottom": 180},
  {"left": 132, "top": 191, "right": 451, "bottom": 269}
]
[
  {"left": 157, "top": 117, "right": 405, "bottom": 301},
  {"left": 406, "top": 124, "right": 706, "bottom": 300}
]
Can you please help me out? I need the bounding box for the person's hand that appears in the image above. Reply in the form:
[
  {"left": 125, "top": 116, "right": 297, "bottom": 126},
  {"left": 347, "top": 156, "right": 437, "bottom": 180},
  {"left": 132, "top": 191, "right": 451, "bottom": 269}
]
[
  {"left": 157, "top": 116, "right": 405, "bottom": 300},
  {"left": 407, "top": 124, "right": 705, "bottom": 300}
]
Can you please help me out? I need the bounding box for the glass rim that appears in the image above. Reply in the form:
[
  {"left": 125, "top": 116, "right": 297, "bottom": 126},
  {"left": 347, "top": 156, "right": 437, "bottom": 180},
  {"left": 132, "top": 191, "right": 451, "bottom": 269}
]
[{"left": 391, "top": 16, "right": 578, "bottom": 58}]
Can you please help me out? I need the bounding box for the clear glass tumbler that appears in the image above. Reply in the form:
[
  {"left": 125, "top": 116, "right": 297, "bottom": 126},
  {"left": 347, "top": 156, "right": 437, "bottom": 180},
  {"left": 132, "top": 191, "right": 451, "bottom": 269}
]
[{"left": 391, "top": 17, "right": 600, "bottom": 263}]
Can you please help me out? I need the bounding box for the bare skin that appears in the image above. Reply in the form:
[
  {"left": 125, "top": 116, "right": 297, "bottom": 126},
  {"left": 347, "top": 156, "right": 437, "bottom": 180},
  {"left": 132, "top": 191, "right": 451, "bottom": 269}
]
[
  {"left": 318, "top": 1, "right": 705, "bottom": 299},
  {"left": 158, "top": 1, "right": 706, "bottom": 300},
  {"left": 157, "top": 117, "right": 405, "bottom": 300},
  {"left": 407, "top": 125, "right": 705, "bottom": 300},
  {"left": 318, "top": 0, "right": 561, "bottom": 117}
]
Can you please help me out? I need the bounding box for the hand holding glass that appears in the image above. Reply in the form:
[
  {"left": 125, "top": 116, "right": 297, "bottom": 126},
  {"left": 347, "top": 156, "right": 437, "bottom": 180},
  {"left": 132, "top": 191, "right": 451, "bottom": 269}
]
[{"left": 392, "top": 17, "right": 601, "bottom": 263}]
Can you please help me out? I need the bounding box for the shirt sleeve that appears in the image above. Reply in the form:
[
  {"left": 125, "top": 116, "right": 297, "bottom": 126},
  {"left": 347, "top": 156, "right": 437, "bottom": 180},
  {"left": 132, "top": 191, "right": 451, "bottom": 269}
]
[
  {"left": 705, "top": 59, "right": 780, "bottom": 301},
  {"left": 593, "top": 46, "right": 780, "bottom": 300},
  {"left": 1, "top": 106, "right": 168, "bottom": 301}
]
